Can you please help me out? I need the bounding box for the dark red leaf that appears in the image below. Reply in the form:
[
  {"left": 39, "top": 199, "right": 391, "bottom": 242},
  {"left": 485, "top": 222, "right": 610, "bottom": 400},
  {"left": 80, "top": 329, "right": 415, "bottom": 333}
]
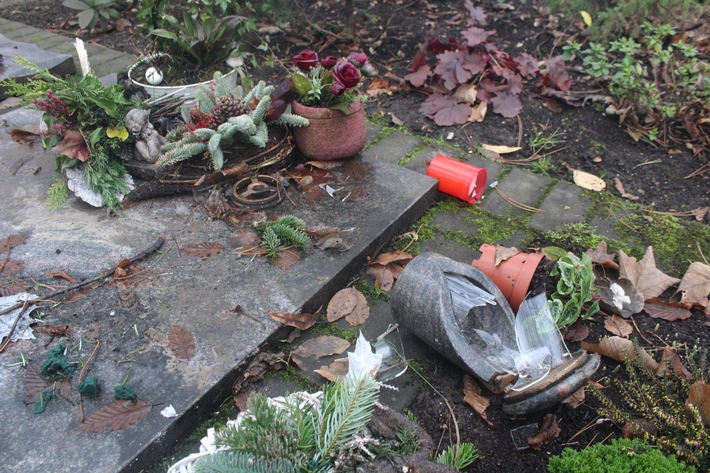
[
  {"left": 491, "top": 91, "right": 523, "bottom": 118},
  {"left": 425, "top": 35, "right": 459, "bottom": 56},
  {"left": 515, "top": 53, "right": 539, "bottom": 79},
  {"left": 404, "top": 66, "right": 432, "bottom": 87},
  {"left": 52, "top": 130, "right": 90, "bottom": 162},
  {"left": 168, "top": 325, "right": 196, "bottom": 360},
  {"left": 420, "top": 94, "right": 471, "bottom": 126},
  {"left": 435, "top": 50, "right": 486, "bottom": 90},
  {"left": 541, "top": 55, "right": 572, "bottom": 92},
  {"left": 79, "top": 399, "right": 152, "bottom": 432}
]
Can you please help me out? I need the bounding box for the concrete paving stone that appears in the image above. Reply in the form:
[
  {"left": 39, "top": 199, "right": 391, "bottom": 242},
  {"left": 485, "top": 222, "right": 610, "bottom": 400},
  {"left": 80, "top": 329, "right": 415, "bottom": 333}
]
[
  {"left": 2, "top": 24, "right": 47, "bottom": 42},
  {"left": 480, "top": 167, "right": 551, "bottom": 218},
  {"left": 365, "top": 122, "right": 382, "bottom": 144},
  {"left": 528, "top": 180, "right": 592, "bottom": 232},
  {"left": 362, "top": 131, "right": 421, "bottom": 166},
  {"left": 418, "top": 234, "right": 478, "bottom": 263},
  {"left": 43, "top": 41, "right": 80, "bottom": 56},
  {"left": 23, "top": 30, "right": 58, "bottom": 45},
  {"left": 0, "top": 21, "right": 25, "bottom": 35},
  {"left": 0, "top": 106, "right": 438, "bottom": 473},
  {"left": 403, "top": 145, "right": 442, "bottom": 174}
]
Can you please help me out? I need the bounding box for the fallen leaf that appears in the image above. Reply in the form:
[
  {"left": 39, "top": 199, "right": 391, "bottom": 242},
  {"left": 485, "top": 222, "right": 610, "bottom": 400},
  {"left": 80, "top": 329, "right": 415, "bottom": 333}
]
[
  {"left": 619, "top": 248, "right": 681, "bottom": 299},
  {"left": 463, "top": 374, "right": 493, "bottom": 427},
  {"left": 274, "top": 247, "right": 300, "bottom": 270},
  {"left": 676, "top": 262, "right": 710, "bottom": 309},
  {"left": 167, "top": 325, "right": 196, "bottom": 360},
  {"left": 0, "top": 259, "right": 24, "bottom": 275},
  {"left": 327, "top": 288, "right": 359, "bottom": 322},
  {"left": 180, "top": 242, "right": 225, "bottom": 258},
  {"left": 613, "top": 177, "right": 640, "bottom": 201},
  {"left": 562, "top": 388, "right": 585, "bottom": 409},
  {"left": 37, "top": 324, "right": 70, "bottom": 337},
  {"left": 597, "top": 278, "right": 644, "bottom": 318},
  {"left": 113, "top": 17, "right": 132, "bottom": 32},
  {"left": 369, "top": 251, "right": 414, "bottom": 266},
  {"left": 644, "top": 299, "right": 693, "bottom": 322},
  {"left": 482, "top": 143, "right": 521, "bottom": 154},
  {"left": 291, "top": 336, "right": 350, "bottom": 370},
  {"left": 345, "top": 290, "right": 370, "bottom": 326},
  {"left": 314, "top": 358, "right": 349, "bottom": 382},
  {"left": 572, "top": 169, "right": 606, "bottom": 191},
  {"left": 79, "top": 399, "right": 152, "bottom": 432},
  {"left": 63, "top": 286, "right": 91, "bottom": 303},
  {"left": 226, "top": 231, "right": 260, "bottom": 249},
  {"left": 581, "top": 336, "right": 658, "bottom": 371},
  {"left": 492, "top": 245, "right": 520, "bottom": 266},
  {"left": 467, "top": 100, "right": 488, "bottom": 122},
  {"left": 586, "top": 241, "right": 619, "bottom": 270},
  {"left": 656, "top": 347, "right": 693, "bottom": 381},
  {"left": 688, "top": 381, "right": 710, "bottom": 425},
  {"left": 116, "top": 258, "right": 133, "bottom": 269},
  {"left": 604, "top": 315, "right": 633, "bottom": 337},
  {"left": 0, "top": 278, "right": 28, "bottom": 296},
  {"left": 52, "top": 130, "right": 90, "bottom": 162},
  {"left": 580, "top": 10, "right": 592, "bottom": 26},
  {"left": 0, "top": 233, "right": 29, "bottom": 252},
  {"left": 44, "top": 270, "right": 76, "bottom": 283},
  {"left": 10, "top": 126, "right": 40, "bottom": 145},
  {"left": 366, "top": 264, "right": 396, "bottom": 291},
  {"left": 264, "top": 308, "right": 319, "bottom": 331},
  {"left": 23, "top": 363, "right": 49, "bottom": 404},
  {"left": 109, "top": 263, "right": 157, "bottom": 288},
  {"left": 528, "top": 413, "right": 561, "bottom": 450},
  {"left": 563, "top": 321, "right": 589, "bottom": 342}
]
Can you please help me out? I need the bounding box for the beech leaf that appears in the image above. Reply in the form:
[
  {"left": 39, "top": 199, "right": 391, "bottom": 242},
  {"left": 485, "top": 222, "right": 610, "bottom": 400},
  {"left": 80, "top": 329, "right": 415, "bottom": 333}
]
[
  {"left": 643, "top": 298, "right": 692, "bottom": 321},
  {"left": 619, "top": 247, "right": 681, "bottom": 299},
  {"left": 0, "top": 278, "right": 28, "bottom": 296},
  {"left": 688, "top": 381, "right": 710, "bottom": 425},
  {"left": 604, "top": 315, "right": 633, "bottom": 337},
  {"left": 562, "top": 388, "right": 586, "bottom": 409},
  {"left": 0, "top": 233, "right": 29, "bottom": 252},
  {"left": 345, "top": 290, "right": 370, "bottom": 326},
  {"left": 45, "top": 270, "right": 76, "bottom": 283},
  {"left": 291, "top": 336, "right": 350, "bottom": 370},
  {"left": 79, "top": 399, "right": 152, "bottom": 432},
  {"left": 370, "top": 251, "right": 414, "bottom": 266},
  {"left": 264, "top": 309, "right": 319, "bottom": 331},
  {"left": 656, "top": 347, "right": 693, "bottom": 381},
  {"left": 314, "top": 358, "right": 349, "bottom": 382},
  {"left": 528, "top": 413, "right": 561, "bottom": 450},
  {"left": 581, "top": 336, "right": 658, "bottom": 371},
  {"left": 482, "top": 144, "right": 521, "bottom": 154},
  {"left": 327, "top": 288, "right": 359, "bottom": 322},
  {"left": 167, "top": 325, "right": 196, "bottom": 360},
  {"left": 676, "top": 262, "right": 710, "bottom": 309},
  {"left": 23, "top": 363, "right": 49, "bottom": 405},
  {"left": 226, "top": 231, "right": 260, "bottom": 249},
  {"left": 180, "top": 242, "right": 225, "bottom": 258},
  {"left": 367, "top": 264, "right": 395, "bottom": 291},
  {"left": 463, "top": 374, "right": 493, "bottom": 427},
  {"left": 274, "top": 247, "right": 300, "bottom": 271}
]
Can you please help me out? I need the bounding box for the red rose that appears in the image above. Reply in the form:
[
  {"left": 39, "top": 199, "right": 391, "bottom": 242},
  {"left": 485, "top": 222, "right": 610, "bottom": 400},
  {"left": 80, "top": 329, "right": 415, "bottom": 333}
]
[
  {"left": 333, "top": 61, "right": 360, "bottom": 89},
  {"left": 321, "top": 56, "right": 338, "bottom": 69},
  {"left": 293, "top": 50, "right": 319, "bottom": 71},
  {"left": 331, "top": 81, "right": 346, "bottom": 96},
  {"left": 347, "top": 51, "right": 368, "bottom": 67}
]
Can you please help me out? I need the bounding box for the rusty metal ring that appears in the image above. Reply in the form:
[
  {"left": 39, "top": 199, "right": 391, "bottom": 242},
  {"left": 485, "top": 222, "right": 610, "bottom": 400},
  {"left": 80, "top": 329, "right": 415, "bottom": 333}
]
[{"left": 230, "top": 175, "right": 284, "bottom": 209}]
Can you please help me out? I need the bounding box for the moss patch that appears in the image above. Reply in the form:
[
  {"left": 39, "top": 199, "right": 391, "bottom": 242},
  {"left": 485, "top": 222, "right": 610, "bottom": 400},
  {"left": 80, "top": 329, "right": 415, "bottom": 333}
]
[
  {"left": 352, "top": 277, "right": 391, "bottom": 305},
  {"left": 543, "top": 222, "right": 606, "bottom": 255},
  {"left": 309, "top": 315, "right": 360, "bottom": 344}
]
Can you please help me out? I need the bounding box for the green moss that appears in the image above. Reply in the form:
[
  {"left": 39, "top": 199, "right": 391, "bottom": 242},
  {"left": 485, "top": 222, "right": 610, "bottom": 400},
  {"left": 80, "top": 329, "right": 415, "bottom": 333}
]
[
  {"left": 584, "top": 189, "right": 628, "bottom": 220},
  {"left": 275, "top": 365, "right": 320, "bottom": 392},
  {"left": 352, "top": 277, "right": 391, "bottom": 305},
  {"left": 461, "top": 206, "right": 533, "bottom": 247},
  {"left": 613, "top": 213, "right": 710, "bottom": 277},
  {"left": 309, "top": 315, "right": 360, "bottom": 344},
  {"left": 544, "top": 222, "right": 606, "bottom": 255}
]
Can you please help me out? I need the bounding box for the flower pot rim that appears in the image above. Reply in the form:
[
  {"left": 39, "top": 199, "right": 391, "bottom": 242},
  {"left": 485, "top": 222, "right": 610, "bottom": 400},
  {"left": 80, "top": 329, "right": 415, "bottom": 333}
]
[
  {"left": 127, "top": 53, "right": 237, "bottom": 93},
  {"left": 471, "top": 244, "right": 545, "bottom": 312},
  {"left": 291, "top": 99, "right": 364, "bottom": 117}
]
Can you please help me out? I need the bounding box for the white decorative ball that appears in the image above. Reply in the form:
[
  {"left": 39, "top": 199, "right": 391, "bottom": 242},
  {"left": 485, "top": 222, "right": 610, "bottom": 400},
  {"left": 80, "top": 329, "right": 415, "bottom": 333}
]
[{"left": 145, "top": 67, "right": 164, "bottom": 86}]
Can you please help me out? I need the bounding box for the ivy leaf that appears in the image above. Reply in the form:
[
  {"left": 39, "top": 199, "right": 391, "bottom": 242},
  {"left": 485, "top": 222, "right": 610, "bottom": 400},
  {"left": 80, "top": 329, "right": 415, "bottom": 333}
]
[
  {"left": 51, "top": 130, "right": 90, "bottom": 162},
  {"left": 541, "top": 55, "right": 572, "bottom": 92},
  {"left": 79, "top": 399, "right": 152, "bottom": 432},
  {"left": 490, "top": 91, "right": 522, "bottom": 118},
  {"left": 434, "top": 50, "right": 478, "bottom": 90},
  {"left": 460, "top": 27, "right": 495, "bottom": 47}
]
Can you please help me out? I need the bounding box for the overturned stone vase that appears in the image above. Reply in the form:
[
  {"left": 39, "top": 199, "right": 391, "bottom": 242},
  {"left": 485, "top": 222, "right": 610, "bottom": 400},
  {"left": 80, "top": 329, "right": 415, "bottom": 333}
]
[{"left": 391, "top": 252, "right": 600, "bottom": 416}]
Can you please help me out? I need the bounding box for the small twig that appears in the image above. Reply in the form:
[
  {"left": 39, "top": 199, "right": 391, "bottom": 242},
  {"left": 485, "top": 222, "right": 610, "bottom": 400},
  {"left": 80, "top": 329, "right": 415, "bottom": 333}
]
[
  {"left": 0, "top": 298, "right": 30, "bottom": 354},
  {"left": 78, "top": 339, "right": 100, "bottom": 422},
  {"left": 516, "top": 115, "right": 523, "bottom": 148},
  {"left": 632, "top": 159, "right": 662, "bottom": 169},
  {"left": 629, "top": 314, "right": 652, "bottom": 345},
  {"left": 685, "top": 161, "right": 709, "bottom": 179},
  {"left": 496, "top": 188, "right": 544, "bottom": 213},
  {"left": 0, "top": 237, "right": 165, "bottom": 317}
]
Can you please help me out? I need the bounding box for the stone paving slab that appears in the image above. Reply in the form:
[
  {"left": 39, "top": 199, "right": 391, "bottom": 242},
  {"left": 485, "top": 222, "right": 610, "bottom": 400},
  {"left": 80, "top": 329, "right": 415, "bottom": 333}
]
[
  {"left": 0, "top": 107, "right": 437, "bottom": 472},
  {"left": 480, "top": 167, "right": 551, "bottom": 217},
  {"left": 528, "top": 180, "right": 592, "bottom": 231}
]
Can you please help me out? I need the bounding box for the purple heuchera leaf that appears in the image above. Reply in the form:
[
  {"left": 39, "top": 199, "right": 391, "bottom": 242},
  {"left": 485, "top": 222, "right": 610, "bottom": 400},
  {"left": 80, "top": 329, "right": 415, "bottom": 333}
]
[
  {"left": 420, "top": 94, "right": 471, "bottom": 126},
  {"left": 465, "top": 0, "right": 488, "bottom": 25},
  {"left": 515, "top": 53, "right": 539, "bottom": 79},
  {"left": 404, "top": 65, "right": 432, "bottom": 87},
  {"left": 491, "top": 91, "right": 523, "bottom": 118},
  {"left": 434, "top": 50, "right": 487, "bottom": 90},
  {"left": 477, "top": 78, "right": 499, "bottom": 101},
  {"left": 461, "top": 27, "right": 495, "bottom": 47},
  {"left": 542, "top": 55, "right": 572, "bottom": 92}
]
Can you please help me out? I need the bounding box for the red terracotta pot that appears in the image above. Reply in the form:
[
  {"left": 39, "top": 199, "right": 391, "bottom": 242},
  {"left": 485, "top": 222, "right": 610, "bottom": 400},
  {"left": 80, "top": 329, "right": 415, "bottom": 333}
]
[
  {"left": 291, "top": 100, "right": 366, "bottom": 160},
  {"left": 471, "top": 244, "right": 544, "bottom": 313}
]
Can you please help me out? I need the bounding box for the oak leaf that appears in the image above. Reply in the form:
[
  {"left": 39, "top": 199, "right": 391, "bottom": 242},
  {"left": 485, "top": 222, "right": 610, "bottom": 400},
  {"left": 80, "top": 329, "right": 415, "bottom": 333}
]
[
  {"left": 79, "top": 399, "right": 152, "bottom": 432},
  {"left": 676, "top": 262, "right": 710, "bottom": 309},
  {"left": 619, "top": 247, "right": 680, "bottom": 299},
  {"left": 463, "top": 374, "right": 493, "bottom": 427},
  {"left": 167, "top": 325, "right": 196, "bottom": 360}
]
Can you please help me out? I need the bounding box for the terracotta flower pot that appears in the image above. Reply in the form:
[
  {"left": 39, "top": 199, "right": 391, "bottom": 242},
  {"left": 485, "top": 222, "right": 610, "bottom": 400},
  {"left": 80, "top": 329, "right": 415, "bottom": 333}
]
[
  {"left": 291, "top": 100, "right": 366, "bottom": 160},
  {"left": 471, "top": 244, "right": 544, "bottom": 313}
]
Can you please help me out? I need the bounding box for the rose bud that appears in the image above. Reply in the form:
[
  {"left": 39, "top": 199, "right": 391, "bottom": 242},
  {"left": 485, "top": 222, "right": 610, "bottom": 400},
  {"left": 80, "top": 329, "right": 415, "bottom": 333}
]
[
  {"left": 360, "top": 62, "right": 378, "bottom": 77},
  {"left": 293, "top": 50, "right": 319, "bottom": 70},
  {"left": 331, "top": 81, "right": 346, "bottom": 96},
  {"left": 333, "top": 61, "right": 360, "bottom": 89},
  {"left": 321, "top": 56, "right": 338, "bottom": 69},
  {"left": 347, "top": 51, "right": 368, "bottom": 67}
]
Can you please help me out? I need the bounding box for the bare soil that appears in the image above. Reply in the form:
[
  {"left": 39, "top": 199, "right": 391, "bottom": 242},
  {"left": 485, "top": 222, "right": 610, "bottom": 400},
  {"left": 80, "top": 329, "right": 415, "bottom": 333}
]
[{"left": 2, "top": 1, "right": 708, "bottom": 472}]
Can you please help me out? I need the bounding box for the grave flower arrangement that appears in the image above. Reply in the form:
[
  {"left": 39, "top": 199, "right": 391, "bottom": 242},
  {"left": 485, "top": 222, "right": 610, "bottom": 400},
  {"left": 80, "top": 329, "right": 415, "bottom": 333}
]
[
  {"left": 1, "top": 57, "right": 137, "bottom": 212},
  {"left": 289, "top": 49, "right": 377, "bottom": 114}
]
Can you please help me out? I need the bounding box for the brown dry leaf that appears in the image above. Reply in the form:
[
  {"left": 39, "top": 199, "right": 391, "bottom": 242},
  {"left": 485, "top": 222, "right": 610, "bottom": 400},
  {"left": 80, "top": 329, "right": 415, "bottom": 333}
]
[
  {"left": 274, "top": 247, "right": 300, "bottom": 271},
  {"left": 314, "top": 358, "right": 349, "bottom": 382},
  {"left": 493, "top": 245, "right": 520, "bottom": 266},
  {"left": 676, "top": 262, "right": 710, "bottom": 309},
  {"left": 291, "top": 336, "right": 350, "bottom": 370},
  {"left": 0, "top": 233, "right": 29, "bottom": 252},
  {"left": 306, "top": 160, "right": 343, "bottom": 170},
  {"left": 656, "top": 347, "right": 693, "bottom": 381},
  {"left": 45, "top": 270, "right": 76, "bottom": 283},
  {"left": 226, "top": 231, "right": 260, "bottom": 249},
  {"left": 619, "top": 247, "right": 681, "bottom": 299},
  {"left": 56, "top": 379, "right": 73, "bottom": 404},
  {"left": 613, "top": 177, "right": 640, "bottom": 201},
  {"left": 113, "top": 17, "right": 132, "bottom": 32},
  {"left": 0, "top": 259, "right": 24, "bottom": 275},
  {"left": 109, "top": 263, "right": 158, "bottom": 289},
  {"left": 586, "top": 241, "right": 619, "bottom": 270},
  {"left": 482, "top": 143, "right": 522, "bottom": 154},
  {"left": 688, "top": 381, "right": 710, "bottom": 425},
  {"left": 10, "top": 126, "right": 40, "bottom": 145},
  {"left": 180, "top": 242, "right": 225, "bottom": 258},
  {"left": 327, "top": 288, "right": 359, "bottom": 322},
  {"left": 369, "top": 251, "right": 414, "bottom": 266},
  {"left": 52, "top": 130, "right": 90, "bottom": 161},
  {"left": 463, "top": 374, "right": 493, "bottom": 427},
  {"left": 345, "top": 290, "right": 370, "bottom": 326},
  {"left": 581, "top": 336, "right": 658, "bottom": 371},
  {"left": 344, "top": 160, "right": 367, "bottom": 180},
  {"left": 562, "top": 388, "right": 586, "bottom": 409},
  {"left": 366, "top": 78, "right": 400, "bottom": 97},
  {"left": 116, "top": 258, "right": 133, "bottom": 269},
  {"left": 23, "top": 363, "right": 49, "bottom": 404},
  {"left": 563, "top": 321, "right": 589, "bottom": 342},
  {"left": 572, "top": 169, "right": 606, "bottom": 192},
  {"left": 167, "top": 325, "right": 196, "bottom": 360},
  {"left": 63, "top": 286, "right": 92, "bottom": 303},
  {"left": 604, "top": 315, "right": 633, "bottom": 337},
  {"left": 528, "top": 413, "right": 561, "bottom": 450},
  {"left": 37, "top": 324, "right": 70, "bottom": 337},
  {"left": 0, "top": 278, "right": 28, "bottom": 297},
  {"left": 79, "top": 399, "right": 152, "bottom": 432},
  {"left": 468, "top": 100, "right": 488, "bottom": 122},
  {"left": 643, "top": 298, "right": 692, "bottom": 321},
  {"left": 264, "top": 308, "right": 319, "bottom": 331},
  {"left": 366, "top": 264, "right": 395, "bottom": 291},
  {"left": 454, "top": 83, "right": 478, "bottom": 104}
]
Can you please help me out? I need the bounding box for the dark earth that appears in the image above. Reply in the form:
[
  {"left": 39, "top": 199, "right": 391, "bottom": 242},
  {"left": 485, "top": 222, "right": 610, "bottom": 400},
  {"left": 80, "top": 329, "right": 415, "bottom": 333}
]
[{"left": 1, "top": 1, "right": 708, "bottom": 472}]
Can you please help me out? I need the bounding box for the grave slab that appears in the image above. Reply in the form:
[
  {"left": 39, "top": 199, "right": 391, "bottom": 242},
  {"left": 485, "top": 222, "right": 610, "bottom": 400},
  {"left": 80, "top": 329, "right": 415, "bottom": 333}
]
[{"left": 0, "top": 107, "right": 437, "bottom": 472}]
